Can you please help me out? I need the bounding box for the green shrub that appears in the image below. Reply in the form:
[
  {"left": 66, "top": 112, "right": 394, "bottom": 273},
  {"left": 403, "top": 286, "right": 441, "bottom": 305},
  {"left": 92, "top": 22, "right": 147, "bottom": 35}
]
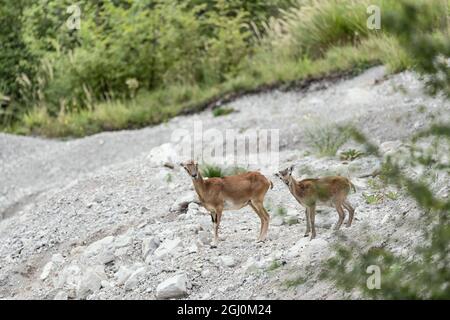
[
  {"left": 200, "top": 164, "right": 225, "bottom": 178},
  {"left": 305, "top": 124, "right": 351, "bottom": 157}
]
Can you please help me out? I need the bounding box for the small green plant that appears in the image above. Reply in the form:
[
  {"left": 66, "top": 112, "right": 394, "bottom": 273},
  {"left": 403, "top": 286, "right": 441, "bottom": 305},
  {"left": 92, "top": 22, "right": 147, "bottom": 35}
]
[
  {"left": 362, "top": 192, "right": 383, "bottom": 205},
  {"left": 367, "top": 177, "right": 386, "bottom": 191},
  {"left": 340, "top": 149, "right": 365, "bottom": 161},
  {"left": 212, "top": 106, "right": 236, "bottom": 117},
  {"left": 284, "top": 276, "right": 306, "bottom": 288},
  {"left": 267, "top": 260, "right": 283, "bottom": 272},
  {"left": 200, "top": 164, "right": 225, "bottom": 178},
  {"left": 386, "top": 191, "right": 399, "bottom": 200},
  {"left": 275, "top": 206, "right": 287, "bottom": 216},
  {"left": 305, "top": 124, "right": 351, "bottom": 157},
  {"left": 285, "top": 216, "right": 299, "bottom": 225},
  {"left": 200, "top": 164, "right": 248, "bottom": 178}
]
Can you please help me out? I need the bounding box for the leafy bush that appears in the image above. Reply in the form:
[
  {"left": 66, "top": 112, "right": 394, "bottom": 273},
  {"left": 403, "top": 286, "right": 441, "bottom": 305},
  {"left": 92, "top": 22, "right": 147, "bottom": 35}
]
[{"left": 1, "top": 0, "right": 448, "bottom": 135}]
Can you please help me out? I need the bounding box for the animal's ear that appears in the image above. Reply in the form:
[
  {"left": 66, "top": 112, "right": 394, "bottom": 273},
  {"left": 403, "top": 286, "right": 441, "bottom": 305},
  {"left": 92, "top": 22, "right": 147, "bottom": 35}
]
[
  {"left": 288, "top": 165, "right": 294, "bottom": 173},
  {"left": 275, "top": 172, "right": 280, "bottom": 177}
]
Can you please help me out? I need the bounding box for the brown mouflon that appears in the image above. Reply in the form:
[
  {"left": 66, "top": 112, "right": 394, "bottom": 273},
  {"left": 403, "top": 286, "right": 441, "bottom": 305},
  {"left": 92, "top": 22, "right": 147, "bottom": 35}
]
[
  {"left": 276, "top": 165, "right": 355, "bottom": 240},
  {"left": 180, "top": 160, "right": 273, "bottom": 247}
]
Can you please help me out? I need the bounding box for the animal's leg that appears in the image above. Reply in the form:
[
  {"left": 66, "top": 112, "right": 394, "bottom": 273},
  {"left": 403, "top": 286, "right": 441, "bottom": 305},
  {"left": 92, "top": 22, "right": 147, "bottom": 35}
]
[
  {"left": 334, "top": 203, "right": 346, "bottom": 230},
  {"left": 210, "top": 210, "right": 219, "bottom": 248},
  {"left": 258, "top": 202, "right": 271, "bottom": 241},
  {"left": 249, "top": 201, "right": 268, "bottom": 242},
  {"left": 343, "top": 200, "right": 355, "bottom": 227},
  {"left": 304, "top": 208, "right": 311, "bottom": 237},
  {"left": 309, "top": 206, "right": 317, "bottom": 240}
]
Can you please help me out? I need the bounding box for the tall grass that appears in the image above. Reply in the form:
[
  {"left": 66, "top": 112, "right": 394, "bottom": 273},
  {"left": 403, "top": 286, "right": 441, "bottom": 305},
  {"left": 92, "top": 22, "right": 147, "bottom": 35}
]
[
  {"left": 305, "top": 124, "right": 351, "bottom": 157},
  {"left": 9, "top": 0, "right": 448, "bottom": 137}
]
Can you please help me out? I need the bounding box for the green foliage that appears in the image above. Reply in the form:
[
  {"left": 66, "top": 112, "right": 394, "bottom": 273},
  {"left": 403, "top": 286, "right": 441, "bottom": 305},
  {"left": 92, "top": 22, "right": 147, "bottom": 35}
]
[
  {"left": 284, "top": 276, "right": 306, "bottom": 288},
  {"left": 362, "top": 192, "right": 383, "bottom": 205},
  {"left": 340, "top": 149, "right": 365, "bottom": 161},
  {"left": 165, "top": 173, "right": 173, "bottom": 184},
  {"left": 200, "top": 164, "right": 225, "bottom": 178},
  {"left": 267, "top": 259, "right": 283, "bottom": 272},
  {"left": 285, "top": 216, "right": 299, "bottom": 226},
  {"left": 200, "top": 163, "right": 248, "bottom": 178},
  {"left": 382, "top": 0, "right": 450, "bottom": 97},
  {"left": 322, "top": 2, "right": 449, "bottom": 298},
  {"left": 305, "top": 124, "right": 351, "bottom": 157},
  {"left": 1, "top": 0, "right": 448, "bottom": 135},
  {"left": 275, "top": 206, "right": 287, "bottom": 217},
  {"left": 212, "top": 106, "right": 236, "bottom": 117}
]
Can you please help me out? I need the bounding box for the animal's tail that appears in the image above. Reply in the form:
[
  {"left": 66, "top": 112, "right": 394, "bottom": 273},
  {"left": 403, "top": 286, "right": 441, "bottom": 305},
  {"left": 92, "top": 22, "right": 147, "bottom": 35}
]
[{"left": 269, "top": 180, "right": 274, "bottom": 190}]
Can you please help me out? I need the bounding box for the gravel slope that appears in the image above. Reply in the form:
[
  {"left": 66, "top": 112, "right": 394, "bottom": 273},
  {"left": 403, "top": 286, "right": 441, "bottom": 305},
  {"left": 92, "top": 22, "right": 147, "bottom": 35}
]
[{"left": 0, "top": 66, "right": 448, "bottom": 299}]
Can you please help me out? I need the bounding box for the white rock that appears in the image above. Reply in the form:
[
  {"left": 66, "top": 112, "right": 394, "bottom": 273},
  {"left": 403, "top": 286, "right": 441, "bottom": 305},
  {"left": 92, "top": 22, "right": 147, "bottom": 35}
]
[
  {"left": 286, "top": 209, "right": 300, "bottom": 217},
  {"left": 101, "top": 280, "right": 113, "bottom": 289},
  {"left": 40, "top": 261, "right": 54, "bottom": 281},
  {"left": 76, "top": 265, "right": 107, "bottom": 299},
  {"left": 381, "top": 213, "right": 391, "bottom": 224},
  {"left": 156, "top": 274, "right": 188, "bottom": 299},
  {"left": 201, "top": 269, "right": 211, "bottom": 277},
  {"left": 286, "top": 238, "right": 310, "bottom": 259},
  {"left": 124, "top": 267, "right": 146, "bottom": 291},
  {"left": 309, "top": 238, "right": 328, "bottom": 250},
  {"left": 54, "top": 291, "right": 68, "bottom": 300},
  {"left": 142, "top": 237, "right": 161, "bottom": 259},
  {"left": 170, "top": 192, "right": 197, "bottom": 212},
  {"left": 83, "top": 236, "right": 116, "bottom": 264},
  {"left": 147, "top": 143, "right": 178, "bottom": 167},
  {"left": 187, "top": 203, "right": 199, "bottom": 211},
  {"left": 115, "top": 266, "right": 134, "bottom": 286},
  {"left": 380, "top": 140, "right": 403, "bottom": 156},
  {"left": 220, "top": 256, "right": 236, "bottom": 267},
  {"left": 271, "top": 216, "right": 284, "bottom": 226},
  {"left": 242, "top": 257, "right": 268, "bottom": 273},
  {"left": 154, "top": 238, "right": 182, "bottom": 259},
  {"left": 58, "top": 264, "right": 82, "bottom": 290},
  {"left": 51, "top": 253, "right": 65, "bottom": 264},
  {"left": 187, "top": 243, "right": 198, "bottom": 254},
  {"left": 115, "top": 235, "right": 132, "bottom": 248},
  {"left": 115, "top": 247, "right": 128, "bottom": 256},
  {"left": 186, "top": 209, "right": 198, "bottom": 217},
  {"left": 198, "top": 231, "right": 211, "bottom": 245}
]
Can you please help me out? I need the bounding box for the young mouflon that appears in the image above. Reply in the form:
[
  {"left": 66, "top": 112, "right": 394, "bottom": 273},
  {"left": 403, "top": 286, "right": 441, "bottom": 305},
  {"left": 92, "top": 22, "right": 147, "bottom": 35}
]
[
  {"left": 180, "top": 160, "right": 273, "bottom": 247},
  {"left": 276, "top": 165, "right": 355, "bottom": 240}
]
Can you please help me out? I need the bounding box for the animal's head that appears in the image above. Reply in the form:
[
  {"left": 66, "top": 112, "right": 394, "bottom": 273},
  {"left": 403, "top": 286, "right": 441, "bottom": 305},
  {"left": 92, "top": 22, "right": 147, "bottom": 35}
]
[
  {"left": 180, "top": 160, "right": 200, "bottom": 179},
  {"left": 275, "top": 165, "right": 294, "bottom": 185}
]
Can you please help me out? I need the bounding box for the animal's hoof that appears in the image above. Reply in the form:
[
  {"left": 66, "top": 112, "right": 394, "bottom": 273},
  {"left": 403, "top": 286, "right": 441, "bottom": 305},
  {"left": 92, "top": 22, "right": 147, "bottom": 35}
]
[
  {"left": 303, "top": 233, "right": 309, "bottom": 237},
  {"left": 210, "top": 243, "right": 218, "bottom": 248},
  {"left": 345, "top": 223, "right": 352, "bottom": 228}
]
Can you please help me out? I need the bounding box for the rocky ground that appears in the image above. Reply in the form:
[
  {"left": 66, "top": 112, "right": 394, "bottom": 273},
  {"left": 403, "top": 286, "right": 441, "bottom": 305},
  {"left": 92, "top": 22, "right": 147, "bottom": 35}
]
[{"left": 0, "top": 66, "right": 449, "bottom": 300}]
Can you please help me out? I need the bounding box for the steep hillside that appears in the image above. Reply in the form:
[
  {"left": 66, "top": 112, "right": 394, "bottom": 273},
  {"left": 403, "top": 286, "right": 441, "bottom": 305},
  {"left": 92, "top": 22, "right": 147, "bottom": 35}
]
[{"left": 0, "top": 67, "right": 448, "bottom": 299}]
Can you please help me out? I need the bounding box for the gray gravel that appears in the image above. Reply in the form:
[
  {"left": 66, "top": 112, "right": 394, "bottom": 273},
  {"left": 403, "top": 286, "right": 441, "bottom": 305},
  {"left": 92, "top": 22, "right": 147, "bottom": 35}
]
[{"left": 0, "top": 66, "right": 449, "bottom": 299}]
